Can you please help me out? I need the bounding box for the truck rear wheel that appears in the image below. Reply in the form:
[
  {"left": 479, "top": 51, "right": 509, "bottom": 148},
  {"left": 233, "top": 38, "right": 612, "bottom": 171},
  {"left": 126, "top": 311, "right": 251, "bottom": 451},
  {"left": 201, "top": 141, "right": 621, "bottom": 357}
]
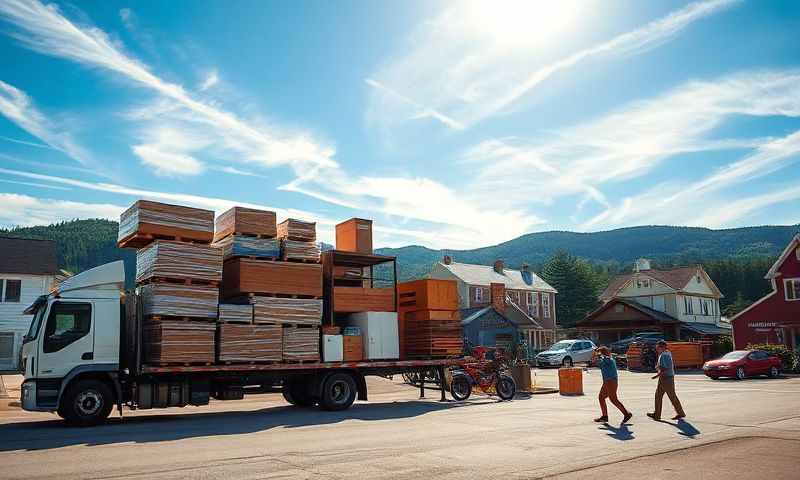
[
  {"left": 320, "top": 372, "right": 357, "bottom": 411},
  {"left": 282, "top": 379, "right": 317, "bottom": 407},
  {"left": 60, "top": 379, "right": 114, "bottom": 427}
]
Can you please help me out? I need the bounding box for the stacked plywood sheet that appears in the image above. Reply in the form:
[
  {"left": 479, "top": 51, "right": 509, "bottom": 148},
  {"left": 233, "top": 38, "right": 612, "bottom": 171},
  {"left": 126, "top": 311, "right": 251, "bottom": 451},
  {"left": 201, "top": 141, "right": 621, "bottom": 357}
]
[
  {"left": 217, "top": 323, "right": 282, "bottom": 362},
  {"left": 118, "top": 200, "right": 214, "bottom": 248},
  {"left": 397, "top": 279, "right": 463, "bottom": 359},
  {"left": 277, "top": 219, "right": 316, "bottom": 242},
  {"left": 218, "top": 304, "right": 253, "bottom": 324},
  {"left": 139, "top": 283, "right": 219, "bottom": 319},
  {"left": 281, "top": 239, "right": 321, "bottom": 262},
  {"left": 333, "top": 287, "right": 395, "bottom": 312},
  {"left": 213, "top": 235, "right": 280, "bottom": 260},
  {"left": 136, "top": 240, "right": 222, "bottom": 284},
  {"left": 282, "top": 326, "right": 320, "bottom": 362},
  {"left": 214, "top": 207, "right": 277, "bottom": 241},
  {"left": 223, "top": 259, "right": 322, "bottom": 298},
  {"left": 252, "top": 297, "right": 322, "bottom": 326},
  {"left": 144, "top": 320, "right": 216, "bottom": 365}
]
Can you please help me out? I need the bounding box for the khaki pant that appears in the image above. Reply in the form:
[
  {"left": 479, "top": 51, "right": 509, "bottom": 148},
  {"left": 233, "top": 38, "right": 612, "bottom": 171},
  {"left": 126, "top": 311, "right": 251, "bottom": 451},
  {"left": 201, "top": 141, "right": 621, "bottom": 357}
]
[
  {"left": 599, "top": 379, "right": 629, "bottom": 418},
  {"left": 654, "top": 376, "right": 685, "bottom": 418}
]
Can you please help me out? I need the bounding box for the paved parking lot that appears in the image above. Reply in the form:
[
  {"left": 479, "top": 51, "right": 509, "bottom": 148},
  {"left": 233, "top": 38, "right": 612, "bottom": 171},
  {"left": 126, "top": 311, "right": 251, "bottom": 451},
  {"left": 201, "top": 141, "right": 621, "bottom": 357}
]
[{"left": 1, "top": 368, "right": 799, "bottom": 479}]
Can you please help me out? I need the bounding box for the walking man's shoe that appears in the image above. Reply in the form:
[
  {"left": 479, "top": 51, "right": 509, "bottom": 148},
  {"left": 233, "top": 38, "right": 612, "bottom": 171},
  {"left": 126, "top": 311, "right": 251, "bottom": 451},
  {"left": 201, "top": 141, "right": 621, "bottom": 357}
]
[
  {"left": 622, "top": 412, "right": 633, "bottom": 424},
  {"left": 594, "top": 416, "right": 609, "bottom": 423},
  {"left": 646, "top": 412, "right": 660, "bottom": 421}
]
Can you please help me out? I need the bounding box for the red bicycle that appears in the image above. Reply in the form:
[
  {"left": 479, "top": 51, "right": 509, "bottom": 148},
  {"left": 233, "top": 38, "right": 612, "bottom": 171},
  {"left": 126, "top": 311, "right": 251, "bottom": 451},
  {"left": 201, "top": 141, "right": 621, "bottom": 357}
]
[{"left": 450, "top": 346, "right": 516, "bottom": 401}]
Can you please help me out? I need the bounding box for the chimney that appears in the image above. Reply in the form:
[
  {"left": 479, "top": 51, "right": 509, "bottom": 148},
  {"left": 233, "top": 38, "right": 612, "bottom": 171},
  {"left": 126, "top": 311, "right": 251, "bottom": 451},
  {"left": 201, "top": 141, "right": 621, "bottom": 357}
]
[
  {"left": 443, "top": 254, "right": 453, "bottom": 265},
  {"left": 490, "top": 282, "right": 506, "bottom": 313},
  {"left": 634, "top": 258, "right": 651, "bottom": 272},
  {"left": 493, "top": 259, "right": 504, "bottom": 274}
]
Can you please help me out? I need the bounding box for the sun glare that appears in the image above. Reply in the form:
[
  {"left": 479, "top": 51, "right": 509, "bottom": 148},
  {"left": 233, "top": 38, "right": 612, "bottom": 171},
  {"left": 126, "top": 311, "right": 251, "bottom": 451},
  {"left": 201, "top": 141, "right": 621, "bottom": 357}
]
[{"left": 462, "top": 0, "right": 583, "bottom": 48}]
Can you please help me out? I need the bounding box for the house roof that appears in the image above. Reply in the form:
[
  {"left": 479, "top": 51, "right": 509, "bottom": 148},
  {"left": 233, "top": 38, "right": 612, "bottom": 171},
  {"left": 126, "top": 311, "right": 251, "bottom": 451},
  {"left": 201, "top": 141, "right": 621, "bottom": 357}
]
[
  {"left": 765, "top": 234, "right": 800, "bottom": 279},
  {"left": 0, "top": 236, "right": 58, "bottom": 275},
  {"left": 600, "top": 265, "right": 722, "bottom": 299},
  {"left": 681, "top": 322, "right": 731, "bottom": 336},
  {"left": 438, "top": 261, "right": 557, "bottom": 293},
  {"left": 579, "top": 298, "right": 680, "bottom": 326},
  {"left": 460, "top": 301, "right": 544, "bottom": 330}
]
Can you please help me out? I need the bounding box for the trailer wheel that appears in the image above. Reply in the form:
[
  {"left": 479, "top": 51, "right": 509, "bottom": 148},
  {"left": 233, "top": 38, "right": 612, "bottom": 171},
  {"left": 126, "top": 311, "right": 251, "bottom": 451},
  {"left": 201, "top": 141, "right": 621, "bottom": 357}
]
[
  {"left": 60, "top": 379, "right": 114, "bottom": 427},
  {"left": 282, "top": 379, "right": 317, "bottom": 407},
  {"left": 320, "top": 372, "right": 357, "bottom": 411}
]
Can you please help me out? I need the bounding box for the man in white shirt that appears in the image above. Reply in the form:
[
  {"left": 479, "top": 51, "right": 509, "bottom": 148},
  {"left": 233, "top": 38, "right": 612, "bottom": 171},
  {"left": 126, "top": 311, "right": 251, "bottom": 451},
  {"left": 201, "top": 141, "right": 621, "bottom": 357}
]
[{"left": 647, "top": 341, "right": 686, "bottom": 421}]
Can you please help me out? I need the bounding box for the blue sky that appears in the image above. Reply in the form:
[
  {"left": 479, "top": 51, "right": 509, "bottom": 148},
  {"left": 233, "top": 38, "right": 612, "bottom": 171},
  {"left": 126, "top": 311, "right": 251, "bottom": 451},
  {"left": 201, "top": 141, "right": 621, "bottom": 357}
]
[{"left": 1, "top": 0, "right": 799, "bottom": 249}]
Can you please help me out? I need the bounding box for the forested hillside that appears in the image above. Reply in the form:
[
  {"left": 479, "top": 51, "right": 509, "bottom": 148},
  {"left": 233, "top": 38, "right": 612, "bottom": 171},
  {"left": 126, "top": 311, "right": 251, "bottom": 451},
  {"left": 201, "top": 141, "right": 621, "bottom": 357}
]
[{"left": 3, "top": 220, "right": 796, "bottom": 325}]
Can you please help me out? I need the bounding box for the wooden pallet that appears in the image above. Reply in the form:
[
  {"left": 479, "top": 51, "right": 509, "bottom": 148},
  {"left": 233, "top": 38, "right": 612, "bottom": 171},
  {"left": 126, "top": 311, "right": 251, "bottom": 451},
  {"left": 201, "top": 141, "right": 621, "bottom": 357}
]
[
  {"left": 283, "top": 257, "right": 321, "bottom": 264},
  {"left": 139, "top": 276, "right": 220, "bottom": 287},
  {"left": 146, "top": 315, "right": 217, "bottom": 322},
  {"left": 119, "top": 232, "right": 211, "bottom": 249}
]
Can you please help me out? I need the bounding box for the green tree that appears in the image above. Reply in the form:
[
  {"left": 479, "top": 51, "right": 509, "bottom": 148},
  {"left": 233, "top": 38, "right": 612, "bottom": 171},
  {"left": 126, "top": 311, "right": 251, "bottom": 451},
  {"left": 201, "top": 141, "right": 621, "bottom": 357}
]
[{"left": 541, "top": 250, "right": 602, "bottom": 328}]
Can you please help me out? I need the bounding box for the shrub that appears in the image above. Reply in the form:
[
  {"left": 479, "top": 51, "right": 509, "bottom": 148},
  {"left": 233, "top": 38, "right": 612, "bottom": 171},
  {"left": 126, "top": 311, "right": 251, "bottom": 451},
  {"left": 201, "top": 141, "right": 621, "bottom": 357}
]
[
  {"left": 712, "top": 335, "right": 734, "bottom": 358},
  {"left": 746, "top": 343, "right": 798, "bottom": 372}
]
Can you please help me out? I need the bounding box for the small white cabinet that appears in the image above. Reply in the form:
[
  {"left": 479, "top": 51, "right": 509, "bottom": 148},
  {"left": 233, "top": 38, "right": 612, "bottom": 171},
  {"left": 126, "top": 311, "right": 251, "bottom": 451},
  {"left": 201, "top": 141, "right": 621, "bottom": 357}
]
[
  {"left": 322, "top": 335, "right": 343, "bottom": 362},
  {"left": 345, "top": 312, "right": 399, "bottom": 360}
]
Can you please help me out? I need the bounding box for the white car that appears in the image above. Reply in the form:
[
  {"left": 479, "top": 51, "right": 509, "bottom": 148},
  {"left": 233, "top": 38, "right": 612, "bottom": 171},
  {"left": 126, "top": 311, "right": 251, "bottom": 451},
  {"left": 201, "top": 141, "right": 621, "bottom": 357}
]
[{"left": 536, "top": 339, "right": 597, "bottom": 367}]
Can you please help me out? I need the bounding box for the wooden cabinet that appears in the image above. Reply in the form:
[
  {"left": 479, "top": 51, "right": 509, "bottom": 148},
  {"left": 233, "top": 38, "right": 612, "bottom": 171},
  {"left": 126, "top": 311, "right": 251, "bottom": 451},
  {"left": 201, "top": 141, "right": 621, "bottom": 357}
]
[
  {"left": 398, "top": 279, "right": 459, "bottom": 313},
  {"left": 335, "top": 218, "right": 373, "bottom": 253}
]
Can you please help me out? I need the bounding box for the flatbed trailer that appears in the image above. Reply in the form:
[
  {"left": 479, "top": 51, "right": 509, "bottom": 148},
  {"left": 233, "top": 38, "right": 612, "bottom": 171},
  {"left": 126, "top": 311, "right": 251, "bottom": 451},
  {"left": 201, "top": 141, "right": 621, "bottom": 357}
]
[{"left": 19, "top": 261, "right": 466, "bottom": 426}]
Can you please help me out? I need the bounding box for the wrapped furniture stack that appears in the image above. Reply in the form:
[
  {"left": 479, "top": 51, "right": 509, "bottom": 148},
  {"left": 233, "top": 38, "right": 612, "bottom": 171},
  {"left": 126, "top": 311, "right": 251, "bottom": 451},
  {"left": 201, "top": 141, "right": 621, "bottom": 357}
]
[
  {"left": 397, "top": 279, "right": 462, "bottom": 359},
  {"left": 217, "top": 209, "right": 322, "bottom": 362},
  {"left": 118, "top": 201, "right": 220, "bottom": 365},
  {"left": 323, "top": 220, "right": 399, "bottom": 361}
]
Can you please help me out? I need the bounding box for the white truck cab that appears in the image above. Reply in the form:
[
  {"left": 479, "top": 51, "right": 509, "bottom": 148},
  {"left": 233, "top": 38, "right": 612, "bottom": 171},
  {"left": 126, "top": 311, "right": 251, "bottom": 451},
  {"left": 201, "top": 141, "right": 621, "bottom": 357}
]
[{"left": 20, "top": 261, "right": 125, "bottom": 423}]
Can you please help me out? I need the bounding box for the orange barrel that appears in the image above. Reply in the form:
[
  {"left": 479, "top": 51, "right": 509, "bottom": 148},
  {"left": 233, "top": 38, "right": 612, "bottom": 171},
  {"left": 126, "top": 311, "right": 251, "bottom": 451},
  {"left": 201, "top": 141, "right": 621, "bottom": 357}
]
[{"left": 558, "top": 367, "right": 584, "bottom": 396}]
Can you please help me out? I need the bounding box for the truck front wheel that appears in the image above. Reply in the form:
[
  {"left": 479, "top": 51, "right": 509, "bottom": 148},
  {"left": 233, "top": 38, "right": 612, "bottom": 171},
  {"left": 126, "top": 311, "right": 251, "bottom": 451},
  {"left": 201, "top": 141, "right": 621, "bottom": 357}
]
[
  {"left": 60, "top": 379, "right": 114, "bottom": 427},
  {"left": 320, "top": 372, "right": 357, "bottom": 411}
]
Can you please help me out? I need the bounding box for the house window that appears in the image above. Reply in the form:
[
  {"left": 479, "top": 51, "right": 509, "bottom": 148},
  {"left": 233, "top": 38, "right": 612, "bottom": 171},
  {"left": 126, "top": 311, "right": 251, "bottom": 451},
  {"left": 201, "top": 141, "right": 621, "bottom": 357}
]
[
  {"left": 474, "top": 287, "right": 484, "bottom": 303},
  {"left": 542, "top": 294, "right": 550, "bottom": 318},
  {"left": 614, "top": 304, "right": 624, "bottom": 313},
  {"left": 785, "top": 278, "right": 800, "bottom": 301},
  {"left": 529, "top": 293, "right": 539, "bottom": 317},
  {"left": 684, "top": 296, "right": 694, "bottom": 314},
  {"left": 1, "top": 279, "right": 21, "bottom": 303},
  {"left": 701, "top": 299, "right": 709, "bottom": 316}
]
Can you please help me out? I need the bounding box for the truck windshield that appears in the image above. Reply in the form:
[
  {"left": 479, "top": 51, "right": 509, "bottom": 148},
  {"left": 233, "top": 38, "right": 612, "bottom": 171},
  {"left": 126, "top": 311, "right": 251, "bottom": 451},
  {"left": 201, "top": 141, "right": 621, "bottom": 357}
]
[{"left": 24, "top": 301, "right": 47, "bottom": 343}]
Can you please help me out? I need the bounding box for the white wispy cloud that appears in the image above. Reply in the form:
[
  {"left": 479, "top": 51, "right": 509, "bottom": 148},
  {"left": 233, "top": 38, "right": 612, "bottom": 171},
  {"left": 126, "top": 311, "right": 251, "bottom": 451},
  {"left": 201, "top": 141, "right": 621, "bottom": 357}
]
[
  {"left": 199, "top": 70, "right": 219, "bottom": 91},
  {"left": 0, "top": 192, "right": 125, "bottom": 228},
  {"left": 367, "top": 0, "right": 737, "bottom": 132},
  {"left": 0, "top": 79, "right": 88, "bottom": 162},
  {"left": 0, "top": 179, "right": 71, "bottom": 191}
]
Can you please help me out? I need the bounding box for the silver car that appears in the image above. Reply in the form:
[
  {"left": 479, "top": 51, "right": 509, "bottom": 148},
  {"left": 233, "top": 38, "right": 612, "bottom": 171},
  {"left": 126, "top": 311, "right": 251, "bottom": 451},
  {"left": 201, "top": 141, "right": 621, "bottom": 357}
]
[{"left": 536, "top": 339, "right": 597, "bottom": 367}]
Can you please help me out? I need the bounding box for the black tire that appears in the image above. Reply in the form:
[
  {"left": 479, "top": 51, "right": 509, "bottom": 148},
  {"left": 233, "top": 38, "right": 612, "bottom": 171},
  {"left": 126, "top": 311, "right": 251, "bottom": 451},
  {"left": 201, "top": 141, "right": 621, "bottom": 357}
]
[
  {"left": 450, "top": 374, "right": 472, "bottom": 401},
  {"left": 320, "top": 373, "right": 357, "bottom": 411},
  {"left": 736, "top": 367, "right": 746, "bottom": 380},
  {"left": 496, "top": 375, "right": 516, "bottom": 401},
  {"left": 562, "top": 357, "right": 574, "bottom": 368},
  {"left": 768, "top": 366, "right": 780, "bottom": 378},
  {"left": 60, "top": 379, "right": 114, "bottom": 427},
  {"left": 282, "top": 379, "right": 317, "bottom": 407}
]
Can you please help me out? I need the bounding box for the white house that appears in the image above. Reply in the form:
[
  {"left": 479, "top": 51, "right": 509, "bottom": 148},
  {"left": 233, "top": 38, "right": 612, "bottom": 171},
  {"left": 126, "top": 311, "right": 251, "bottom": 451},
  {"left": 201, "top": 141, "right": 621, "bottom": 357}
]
[{"left": 0, "top": 236, "right": 58, "bottom": 372}]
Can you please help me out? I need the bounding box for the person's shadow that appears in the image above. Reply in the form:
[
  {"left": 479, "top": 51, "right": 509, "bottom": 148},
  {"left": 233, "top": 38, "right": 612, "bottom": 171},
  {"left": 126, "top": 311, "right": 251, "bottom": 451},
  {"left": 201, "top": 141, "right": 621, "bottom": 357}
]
[
  {"left": 599, "top": 422, "right": 634, "bottom": 441},
  {"left": 670, "top": 419, "right": 700, "bottom": 438}
]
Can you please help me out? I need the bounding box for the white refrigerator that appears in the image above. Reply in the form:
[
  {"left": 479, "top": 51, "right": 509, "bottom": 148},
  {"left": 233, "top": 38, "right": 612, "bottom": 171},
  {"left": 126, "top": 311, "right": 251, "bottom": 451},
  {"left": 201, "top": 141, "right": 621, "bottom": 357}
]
[{"left": 345, "top": 312, "right": 399, "bottom": 360}]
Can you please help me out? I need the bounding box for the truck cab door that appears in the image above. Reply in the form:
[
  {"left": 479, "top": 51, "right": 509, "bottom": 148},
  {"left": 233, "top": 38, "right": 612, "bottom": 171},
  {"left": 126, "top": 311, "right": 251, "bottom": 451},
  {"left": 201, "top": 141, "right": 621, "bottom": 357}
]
[{"left": 37, "top": 301, "right": 94, "bottom": 379}]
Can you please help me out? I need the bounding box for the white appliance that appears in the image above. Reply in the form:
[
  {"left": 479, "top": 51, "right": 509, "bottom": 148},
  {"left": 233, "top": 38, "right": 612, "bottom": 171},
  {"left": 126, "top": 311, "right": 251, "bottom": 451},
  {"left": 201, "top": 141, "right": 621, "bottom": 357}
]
[
  {"left": 322, "top": 335, "right": 343, "bottom": 362},
  {"left": 346, "top": 312, "right": 399, "bottom": 360}
]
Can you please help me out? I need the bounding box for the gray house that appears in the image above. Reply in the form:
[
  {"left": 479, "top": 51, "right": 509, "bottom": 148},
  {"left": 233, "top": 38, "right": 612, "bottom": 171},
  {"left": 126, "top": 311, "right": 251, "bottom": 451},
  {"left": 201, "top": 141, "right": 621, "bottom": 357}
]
[{"left": 0, "top": 236, "right": 58, "bottom": 372}]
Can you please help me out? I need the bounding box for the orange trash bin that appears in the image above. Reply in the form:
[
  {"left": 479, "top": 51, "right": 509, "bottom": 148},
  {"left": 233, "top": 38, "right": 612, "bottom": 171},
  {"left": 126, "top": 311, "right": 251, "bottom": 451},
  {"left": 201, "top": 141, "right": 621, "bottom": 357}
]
[{"left": 558, "top": 367, "right": 583, "bottom": 396}]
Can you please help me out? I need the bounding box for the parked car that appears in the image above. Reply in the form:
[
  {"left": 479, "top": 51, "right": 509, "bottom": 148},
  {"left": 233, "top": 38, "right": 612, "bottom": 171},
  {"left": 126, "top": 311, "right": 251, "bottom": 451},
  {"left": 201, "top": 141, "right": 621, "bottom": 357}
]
[
  {"left": 609, "top": 332, "right": 664, "bottom": 355},
  {"left": 535, "top": 339, "right": 596, "bottom": 367},
  {"left": 703, "top": 350, "right": 782, "bottom": 380}
]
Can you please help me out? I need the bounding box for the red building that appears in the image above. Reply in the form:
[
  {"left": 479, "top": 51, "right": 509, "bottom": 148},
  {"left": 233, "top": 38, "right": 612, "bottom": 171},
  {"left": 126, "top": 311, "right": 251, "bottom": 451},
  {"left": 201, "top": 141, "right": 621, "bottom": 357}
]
[{"left": 731, "top": 234, "right": 800, "bottom": 350}]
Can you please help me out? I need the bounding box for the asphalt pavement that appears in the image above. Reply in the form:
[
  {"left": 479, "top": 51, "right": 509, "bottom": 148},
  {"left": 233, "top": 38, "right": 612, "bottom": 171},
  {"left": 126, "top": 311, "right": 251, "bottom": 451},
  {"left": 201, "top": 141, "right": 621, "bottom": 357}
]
[{"left": 1, "top": 369, "right": 799, "bottom": 479}]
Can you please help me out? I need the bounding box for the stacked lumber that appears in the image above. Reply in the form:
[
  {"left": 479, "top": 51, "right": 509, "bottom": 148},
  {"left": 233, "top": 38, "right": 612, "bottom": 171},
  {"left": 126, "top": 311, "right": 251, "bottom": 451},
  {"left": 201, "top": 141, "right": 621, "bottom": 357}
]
[
  {"left": 667, "top": 342, "right": 704, "bottom": 368},
  {"left": 218, "top": 304, "right": 253, "bottom": 324},
  {"left": 397, "top": 279, "right": 462, "bottom": 359},
  {"left": 223, "top": 259, "right": 322, "bottom": 298},
  {"left": 144, "top": 320, "right": 216, "bottom": 365},
  {"left": 214, "top": 207, "right": 277, "bottom": 241},
  {"left": 281, "top": 239, "right": 321, "bottom": 262},
  {"left": 252, "top": 297, "right": 322, "bottom": 326},
  {"left": 333, "top": 287, "right": 395, "bottom": 312},
  {"left": 283, "top": 326, "right": 320, "bottom": 361},
  {"left": 136, "top": 240, "right": 222, "bottom": 284},
  {"left": 139, "top": 283, "right": 219, "bottom": 319},
  {"left": 277, "top": 218, "right": 316, "bottom": 242},
  {"left": 213, "top": 235, "right": 280, "bottom": 260},
  {"left": 118, "top": 200, "right": 214, "bottom": 248},
  {"left": 217, "top": 323, "right": 282, "bottom": 362}
]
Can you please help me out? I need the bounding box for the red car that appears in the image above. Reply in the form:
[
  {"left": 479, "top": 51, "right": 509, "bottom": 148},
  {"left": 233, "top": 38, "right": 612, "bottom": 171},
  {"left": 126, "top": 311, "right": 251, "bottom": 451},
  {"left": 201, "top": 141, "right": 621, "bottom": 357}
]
[{"left": 703, "top": 350, "right": 782, "bottom": 380}]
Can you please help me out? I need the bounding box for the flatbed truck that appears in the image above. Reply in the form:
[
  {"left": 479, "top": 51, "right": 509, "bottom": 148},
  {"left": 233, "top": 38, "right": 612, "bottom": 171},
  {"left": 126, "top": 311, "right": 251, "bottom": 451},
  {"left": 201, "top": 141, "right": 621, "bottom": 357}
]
[{"left": 18, "top": 261, "right": 462, "bottom": 426}]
